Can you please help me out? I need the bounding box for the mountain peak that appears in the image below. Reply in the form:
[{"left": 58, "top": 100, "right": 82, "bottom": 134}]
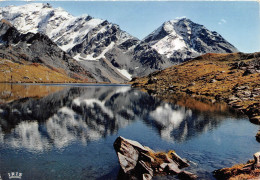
[
  {"left": 144, "top": 18, "right": 238, "bottom": 62},
  {"left": 0, "top": 4, "right": 238, "bottom": 83},
  {"left": 168, "top": 17, "right": 188, "bottom": 23}
]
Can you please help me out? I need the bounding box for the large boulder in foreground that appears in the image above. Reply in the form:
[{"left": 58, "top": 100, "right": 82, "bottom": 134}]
[{"left": 113, "top": 136, "right": 197, "bottom": 180}]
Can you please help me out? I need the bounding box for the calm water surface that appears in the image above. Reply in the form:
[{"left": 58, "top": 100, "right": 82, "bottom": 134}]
[{"left": 0, "top": 83, "right": 259, "bottom": 180}]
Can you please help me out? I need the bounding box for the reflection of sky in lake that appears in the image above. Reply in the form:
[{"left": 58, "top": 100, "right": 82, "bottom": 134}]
[{"left": 0, "top": 84, "right": 259, "bottom": 180}]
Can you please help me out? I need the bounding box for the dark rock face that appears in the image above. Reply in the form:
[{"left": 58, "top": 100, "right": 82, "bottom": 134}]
[
  {"left": 0, "top": 19, "right": 94, "bottom": 81},
  {"left": 256, "top": 131, "right": 260, "bottom": 143},
  {"left": 132, "top": 42, "right": 170, "bottom": 72},
  {"left": 114, "top": 136, "right": 197, "bottom": 180},
  {"left": 69, "top": 22, "right": 171, "bottom": 82}
]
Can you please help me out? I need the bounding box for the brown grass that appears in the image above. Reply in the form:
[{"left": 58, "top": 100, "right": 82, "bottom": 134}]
[
  {"left": 147, "top": 150, "right": 176, "bottom": 169},
  {"left": 215, "top": 162, "right": 260, "bottom": 180},
  {"left": 131, "top": 52, "right": 260, "bottom": 113},
  {"left": 0, "top": 59, "right": 87, "bottom": 83}
]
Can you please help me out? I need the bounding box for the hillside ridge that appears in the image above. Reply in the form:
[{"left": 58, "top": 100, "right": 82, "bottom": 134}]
[{"left": 131, "top": 52, "right": 260, "bottom": 129}]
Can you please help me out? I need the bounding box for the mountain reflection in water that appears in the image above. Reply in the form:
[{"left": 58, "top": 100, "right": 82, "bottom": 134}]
[{"left": 0, "top": 84, "right": 236, "bottom": 152}]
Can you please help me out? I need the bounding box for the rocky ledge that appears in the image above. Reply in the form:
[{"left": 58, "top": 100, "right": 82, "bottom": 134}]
[
  {"left": 114, "top": 136, "right": 197, "bottom": 180},
  {"left": 213, "top": 152, "right": 260, "bottom": 180}
]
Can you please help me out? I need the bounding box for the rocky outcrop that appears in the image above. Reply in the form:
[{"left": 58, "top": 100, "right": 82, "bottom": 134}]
[
  {"left": 114, "top": 136, "right": 197, "bottom": 180},
  {"left": 213, "top": 152, "right": 260, "bottom": 180},
  {"left": 246, "top": 103, "right": 260, "bottom": 125},
  {"left": 227, "top": 85, "right": 260, "bottom": 115},
  {"left": 230, "top": 55, "right": 260, "bottom": 76},
  {"left": 0, "top": 19, "right": 95, "bottom": 82}
]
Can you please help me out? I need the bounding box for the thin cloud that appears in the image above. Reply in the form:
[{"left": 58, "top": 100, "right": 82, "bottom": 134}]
[
  {"left": 175, "top": 16, "right": 187, "bottom": 19},
  {"left": 218, "top": 19, "right": 227, "bottom": 25}
]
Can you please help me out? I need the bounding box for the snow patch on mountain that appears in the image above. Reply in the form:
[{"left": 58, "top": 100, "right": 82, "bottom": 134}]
[
  {"left": 0, "top": 4, "right": 238, "bottom": 82},
  {"left": 152, "top": 34, "right": 186, "bottom": 58},
  {"left": 0, "top": 3, "right": 104, "bottom": 52},
  {"left": 116, "top": 68, "right": 132, "bottom": 80},
  {"left": 56, "top": 17, "right": 104, "bottom": 51},
  {"left": 74, "top": 42, "right": 115, "bottom": 61},
  {"left": 0, "top": 4, "right": 71, "bottom": 35},
  {"left": 144, "top": 18, "right": 238, "bottom": 63}
]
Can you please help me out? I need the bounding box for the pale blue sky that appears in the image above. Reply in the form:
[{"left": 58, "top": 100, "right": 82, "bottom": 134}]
[{"left": 0, "top": 1, "right": 259, "bottom": 53}]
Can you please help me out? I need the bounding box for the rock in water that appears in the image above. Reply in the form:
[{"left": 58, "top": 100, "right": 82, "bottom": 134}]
[
  {"left": 113, "top": 136, "right": 197, "bottom": 180},
  {"left": 113, "top": 136, "right": 149, "bottom": 173},
  {"left": 168, "top": 150, "right": 190, "bottom": 169},
  {"left": 178, "top": 171, "right": 199, "bottom": 180},
  {"left": 256, "top": 130, "right": 260, "bottom": 143},
  {"left": 253, "top": 152, "right": 260, "bottom": 169}
]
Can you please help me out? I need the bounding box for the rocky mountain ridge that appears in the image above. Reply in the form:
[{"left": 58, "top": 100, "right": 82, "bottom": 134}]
[
  {"left": 0, "top": 3, "right": 170, "bottom": 83},
  {"left": 0, "top": 3, "right": 238, "bottom": 82},
  {"left": 144, "top": 18, "right": 238, "bottom": 63},
  {"left": 0, "top": 19, "right": 95, "bottom": 82}
]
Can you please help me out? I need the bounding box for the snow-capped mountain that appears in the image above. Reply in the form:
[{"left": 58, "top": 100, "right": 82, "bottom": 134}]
[
  {"left": 0, "top": 3, "right": 170, "bottom": 82},
  {"left": 68, "top": 20, "right": 171, "bottom": 82},
  {"left": 0, "top": 3, "right": 102, "bottom": 51},
  {"left": 0, "top": 19, "right": 94, "bottom": 81},
  {"left": 0, "top": 3, "right": 239, "bottom": 82},
  {"left": 144, "top": 18, "right": 238, "bottom": 63}
]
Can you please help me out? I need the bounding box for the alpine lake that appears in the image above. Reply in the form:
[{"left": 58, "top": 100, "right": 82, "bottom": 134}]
[{"left": 0, "top": 83, "right": 259, "bottom": 180}]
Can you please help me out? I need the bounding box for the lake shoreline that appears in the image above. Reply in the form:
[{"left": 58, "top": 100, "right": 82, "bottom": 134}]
[
  {"left": 130, "top": 52, "right": 260, "bottom": 142},
  {"left": 0, "top": 83, "right": 259, "bottom": 179},
  {"left": 130, "top": 85, "right": 260, "bottom": 179},
  {"left": 132, "top": 85, "right": 260, "bottom": 139},
  {"left": 0, "top": 82, "right": 130, "bottom": 86}
]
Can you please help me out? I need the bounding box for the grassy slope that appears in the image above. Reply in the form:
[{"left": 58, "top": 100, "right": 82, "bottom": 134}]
[
  {"left": 0, "top": 59, "right": 89, "bottom": 83},
  {"left": 131, "top": 52, "right": 260, "bottom": 116}
]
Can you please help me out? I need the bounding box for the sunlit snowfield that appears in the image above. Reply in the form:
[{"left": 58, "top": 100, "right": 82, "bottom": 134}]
[{"left": 0, "top": 84, "right": 259, "bottom": 180}]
